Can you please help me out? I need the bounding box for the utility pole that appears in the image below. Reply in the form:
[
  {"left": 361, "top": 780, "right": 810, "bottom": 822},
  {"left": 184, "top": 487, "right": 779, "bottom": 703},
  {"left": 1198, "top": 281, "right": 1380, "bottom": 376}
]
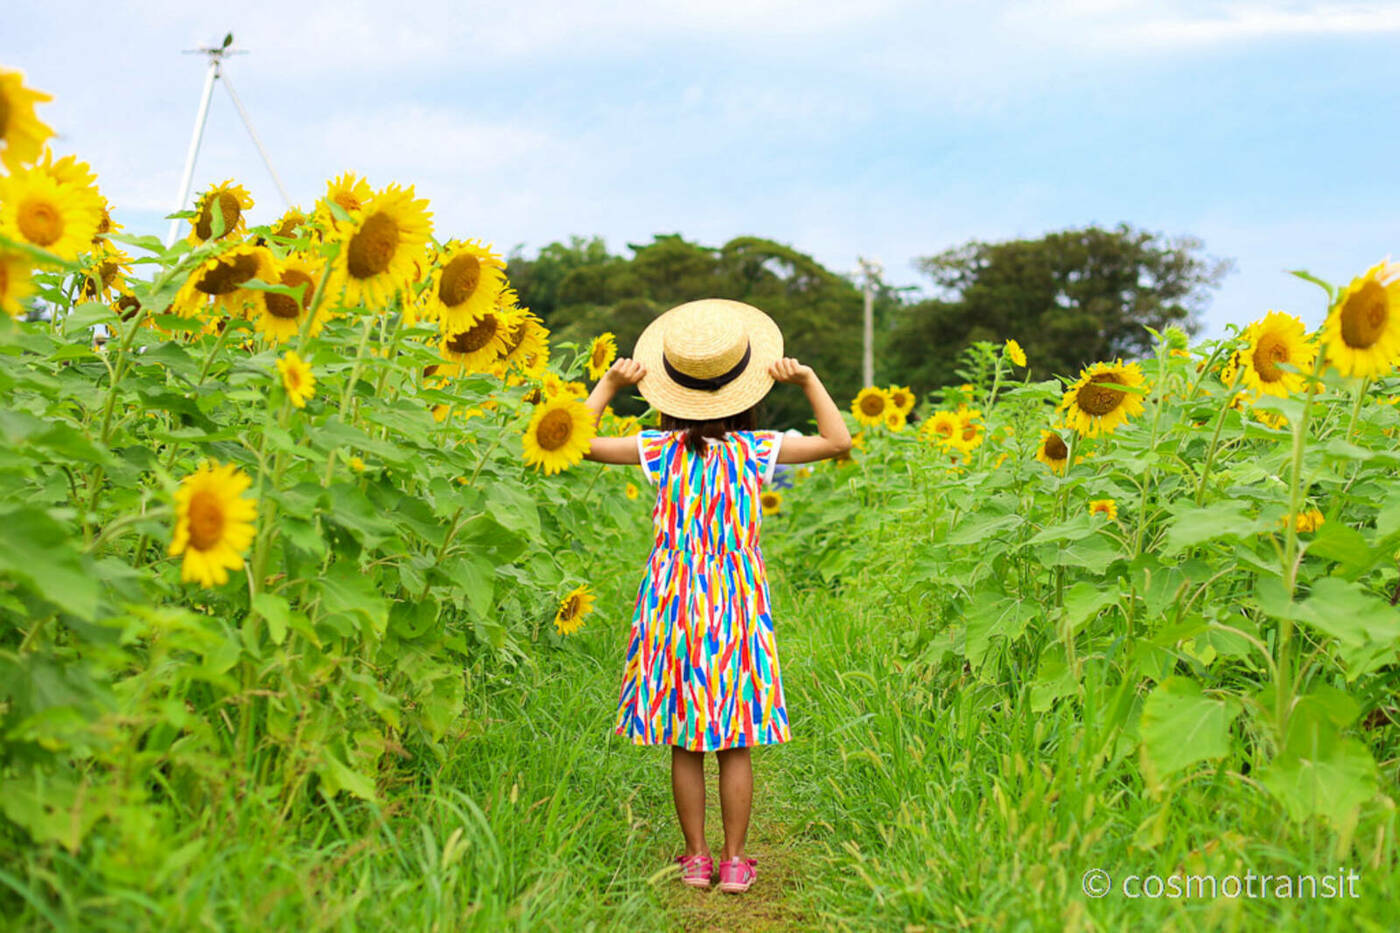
[
  {"left": 857, "top": 256, "right": 882, "bottom": 387},
  {"left": 165, "top": 33, "right": 288, "bottom": 247}
]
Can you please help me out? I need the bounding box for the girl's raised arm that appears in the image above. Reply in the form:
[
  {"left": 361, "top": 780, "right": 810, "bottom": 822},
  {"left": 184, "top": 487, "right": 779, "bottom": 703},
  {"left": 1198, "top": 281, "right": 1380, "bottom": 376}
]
[
  {"left": 582, "top": 358, "right": 648, "bottom": 464},
  {"left": 769, "top": 358, "right": 854, "bottom": 463}
]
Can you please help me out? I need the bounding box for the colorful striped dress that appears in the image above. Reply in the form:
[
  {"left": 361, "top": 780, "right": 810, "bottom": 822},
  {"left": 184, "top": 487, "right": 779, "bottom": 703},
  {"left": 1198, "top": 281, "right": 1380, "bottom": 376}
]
[{"left": 614, "top": 429, "right": 791, "bottom": 751}]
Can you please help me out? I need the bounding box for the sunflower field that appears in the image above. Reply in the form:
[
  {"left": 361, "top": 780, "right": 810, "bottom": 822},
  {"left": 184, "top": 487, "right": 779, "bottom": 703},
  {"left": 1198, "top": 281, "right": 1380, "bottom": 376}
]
[{"left": 3, "top": 67, "right": 1400, "bottom": 930}]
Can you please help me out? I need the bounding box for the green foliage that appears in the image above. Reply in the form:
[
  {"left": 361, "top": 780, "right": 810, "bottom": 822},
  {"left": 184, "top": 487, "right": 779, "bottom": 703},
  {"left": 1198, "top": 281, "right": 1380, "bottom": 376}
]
[
  {"left": 887, "top": 224, "right": 1231, "bottom": 393},
  {"left": 0, "top": 227, "right": 651, "bottom": 923}
]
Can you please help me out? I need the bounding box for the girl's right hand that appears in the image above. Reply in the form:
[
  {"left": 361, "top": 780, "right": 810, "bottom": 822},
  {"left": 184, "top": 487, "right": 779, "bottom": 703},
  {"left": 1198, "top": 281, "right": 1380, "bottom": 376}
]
[
  {"left": 605, "top": 358, "right": 647, "bottom": 386},
  {"left": 769, "top": 357, "right": 814, "bottom": 386}
]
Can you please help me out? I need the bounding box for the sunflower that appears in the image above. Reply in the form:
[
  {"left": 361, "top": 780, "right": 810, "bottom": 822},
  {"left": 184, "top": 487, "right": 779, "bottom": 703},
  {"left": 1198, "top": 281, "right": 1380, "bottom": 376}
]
[
  {"left": 554, "top": 584, "right": 596, "bottom": 636},
  {"left": 270, "top": 206, "right": 309, "bottom": 241},
  {"left": 79, "top": 244, "right": 132, "bottom": 301},
  {"left": 276, "top": 350, "right": 316, "bottom": 408},
  {"left": 920, "top": 410, "right": 962, "bottom": 448},
  {"left": 186, "top": 180, "right": 253, "bottom": 244},
  {"left": 254, "top": 254, "right": 325, "bottom": 342},
  {"left": 540, "top": 371, "right": 587, "bottom": 401},
  {"left": 955, "top": 408, "right": 985, "bottom": 450},
  {"left": 441, "top": 305, "right": 516, "bottom": 373},
  {"left": 1237, "top": 311, "right": 1316, "bottom": 398},
  {"left": 497, "top": 307, "right": 551, "bottom": 378},
  {"left": 36, "top": 151, "right": 105, "bottom": 223},
  {"left": 760, "top": 489, "right": 783, "bottom": 516},
  {"left": 852, "top": 387, "right": 890, "bottom": 426},
  {"left": 884, "top": 408, "right": 907, "bottom": 432},
  {"left": 1057, "top": 360, "right": 1147, "bottom": 437},
  {"left": 0, "top": 70, "right": 53, "bottom": 171},
  {"left": 172, "top": 243, "right": 276, "bottom": 320},
  {"left": 1286, "top": 509, "right": 1325, "bottom": 533},
  {"left": 1035, "top": 429, "right": 1070, "bottom": 474},
  {"left": 1005, "top": 338, "right": 1027, "bottom": 367},
  {"left": 329, "top": 183, "right": 433, "bottom": 309},
  {"left": 887, "top": 385, "right": 916, "bottom": 415},
  {"left": 1322, "top": 262, "right": 1400, "bottom": 378},
  {"left": 1089, "top": 498, "right": 1118, "bottom": 521},
  {"left": 0, "top": 167, "right": 101, "bottom": 261},
  {"left": 0, "top": 249, "right": 37, "bottom": 318},
  {"left": 169, "top": 460, "right": 259, "bottom": 588},
  {"left": 427, "top": 239, "right": 507, "bottom": 332},
  {"left": 315, "top": 172, "right": 373, "bottom": 232},
  {"left": 587, "top": 332, "right": 619, "bottom": 381},
  {"left": 613, "top": 415, "right": 641, "bottom": 436},
  {"left": 522, "top": 396, "right": 596, "bottom": 475},
  {"left": 625, "top": 482, "right": 639, "bottom": 500}
]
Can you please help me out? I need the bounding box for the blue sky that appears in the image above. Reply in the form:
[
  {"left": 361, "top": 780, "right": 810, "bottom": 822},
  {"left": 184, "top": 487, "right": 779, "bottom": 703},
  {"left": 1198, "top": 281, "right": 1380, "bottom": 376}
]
[{"left": 5, "top": 0, "right": 1397, "bottom": 340}]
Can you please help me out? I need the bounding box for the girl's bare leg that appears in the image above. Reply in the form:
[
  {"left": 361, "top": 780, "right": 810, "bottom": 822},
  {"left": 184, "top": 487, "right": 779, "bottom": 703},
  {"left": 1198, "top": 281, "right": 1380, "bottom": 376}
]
[
  {"left": 671, "top": 746, "right": 709, "bottom": 858},
  {"left": 716, "top": 747, "right": 752, "bottom": 860}
]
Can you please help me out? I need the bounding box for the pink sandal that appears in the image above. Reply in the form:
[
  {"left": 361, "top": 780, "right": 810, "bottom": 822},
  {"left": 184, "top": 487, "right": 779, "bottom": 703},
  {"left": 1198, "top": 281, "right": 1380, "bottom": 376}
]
[
  {"left": 717, "top": 856, "right": 757, "bottom": 893},
  {"left": 675, "top": 853, "right": 714, "bottom": 888}
]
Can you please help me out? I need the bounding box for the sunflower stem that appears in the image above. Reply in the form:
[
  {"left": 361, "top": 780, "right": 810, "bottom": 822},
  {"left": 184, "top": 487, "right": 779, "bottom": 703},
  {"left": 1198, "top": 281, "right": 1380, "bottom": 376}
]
[
  {"left": 418, "top": 506, "right": 466, "bottom": 602},
  {"left": 1192, "top": 365, "right": 1242, "bottom": 507},
  {"left": 1275, "top": 349, "right": 1326, "bottom": 739},
  {"left": 195, "top": 318, "right": 237, "bottom": 385},
  {"left": 339, "top": 312, "right": 376, "bottom": 412}
]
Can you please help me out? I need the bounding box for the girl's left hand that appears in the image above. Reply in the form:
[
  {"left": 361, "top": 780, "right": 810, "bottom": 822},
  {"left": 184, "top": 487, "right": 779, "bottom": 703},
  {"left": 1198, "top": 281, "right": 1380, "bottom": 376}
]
[{"left": 769, "top": 357, "right": 814, "bottom": 385}]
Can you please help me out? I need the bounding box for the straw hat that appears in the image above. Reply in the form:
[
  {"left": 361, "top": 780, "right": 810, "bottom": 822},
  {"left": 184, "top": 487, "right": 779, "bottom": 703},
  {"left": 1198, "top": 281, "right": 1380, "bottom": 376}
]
[{"left": 634, "top": 298, "right": 784, "bottom": 420}]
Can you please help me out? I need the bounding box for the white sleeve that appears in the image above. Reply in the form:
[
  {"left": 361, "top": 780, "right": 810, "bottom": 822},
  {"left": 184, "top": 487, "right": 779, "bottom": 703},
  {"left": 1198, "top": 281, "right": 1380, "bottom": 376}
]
[
  {"left": 763, "top": 432, "right": 783, "bottom": 485},
  {"left": 637, "top": 432, "right": 655, "bottom": 485}
]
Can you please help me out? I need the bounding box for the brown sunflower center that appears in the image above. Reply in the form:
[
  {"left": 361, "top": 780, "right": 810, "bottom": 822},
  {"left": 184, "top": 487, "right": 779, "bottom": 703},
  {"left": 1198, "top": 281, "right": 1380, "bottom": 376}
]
[
  {"left": 562, "top": 595, "right": 580, "bottom": 619},
  {"left": 762, "top": 493, "right": 778, "bottom": 507},
  {"left": 962, "top": 423, "right": 978, "bottom": 441},
  {"left": 275, "top": 212, "right": 306, "bottom": 239},
  {"left": 186, "top": 489, "right": 225, "bottom": 551},
  {"left": 891, "top": 391, "right": 908, "bottom": 408},
  {"left": 447, "top": 316, "right": 499, "bottom": 355},
  {"left": 0, "top": 261, "right": 8, "bottom": 297},
  {"left": 116, "top": 294, "right": 141, "bottom": 320},
  {"left": 935, "top": 420, "right": 954, "bottom": 438},
  {"left": 439, "top": 255, "right": 481, "bottom": 307},
  {"left": 0, "top": 91, "right": 10, "bottom": 137},
  {"left": 18, "top": 198, "right": 62, "bottom": 246},
  {"left": 1251, "top": 333, "right": 1290, "bottom": 382},
  {"left": 97, "top": 208, "right": 113, "bottom": 236},
  {"left": 266, "top": 269, "right": 314, "bottom": 319},
  {"left": 1043, "top": 433, "right": 1068, "bottom": 460},
  {"left": 346, "top": 211, "right": 399, "bottom": 279},
  {"left": 195, "top": 191, "right": 242, "bottom": 241},
  {"left": 501, "top": 321, "right": 527, "bottom": 356},
  {"left": 1339, "top": 281, "right": 1388, "bottom": 350},
  {"left": 591, "top": 342, "right": 609, "bottom": 368},
  {"left": 196, "top": 252, "right": 261, "bottom": 296},
  {"left": 333, "top": 191, "right": 361, "bottom": 213},
  {"left": 536, "top": 408, "right": 574, "bottom": 451},
  {"left": 1075, "top": 371, "right": 1126, "bottom": 416},
  {"left": 859, "top": 393, "right": 885, "bottom": 416}
]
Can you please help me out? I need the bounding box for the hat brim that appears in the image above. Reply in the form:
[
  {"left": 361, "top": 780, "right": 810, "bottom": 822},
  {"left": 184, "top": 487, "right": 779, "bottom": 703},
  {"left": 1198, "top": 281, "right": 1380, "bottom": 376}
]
[{"left": 633, "top": 299, "right": 784, "bottom": 420}]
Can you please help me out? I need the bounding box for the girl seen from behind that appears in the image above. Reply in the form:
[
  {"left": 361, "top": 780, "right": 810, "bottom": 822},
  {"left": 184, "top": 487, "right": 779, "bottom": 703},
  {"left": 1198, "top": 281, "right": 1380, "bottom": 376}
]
[{"left": 582, "top": 298, "right": 852, "bottom": 894}]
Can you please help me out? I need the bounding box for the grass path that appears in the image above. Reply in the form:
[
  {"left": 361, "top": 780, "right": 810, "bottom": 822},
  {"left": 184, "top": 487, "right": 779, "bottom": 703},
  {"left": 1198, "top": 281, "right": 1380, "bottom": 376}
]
[{"left": 659, "top": 754, "right": 817, "bottom": 932}]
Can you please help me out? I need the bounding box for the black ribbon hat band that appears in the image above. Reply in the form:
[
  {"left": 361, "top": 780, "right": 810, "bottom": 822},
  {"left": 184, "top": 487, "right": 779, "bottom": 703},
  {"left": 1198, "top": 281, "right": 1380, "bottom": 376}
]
[{"left": 662, "top": 341, "right": 752, "bottom": 392}]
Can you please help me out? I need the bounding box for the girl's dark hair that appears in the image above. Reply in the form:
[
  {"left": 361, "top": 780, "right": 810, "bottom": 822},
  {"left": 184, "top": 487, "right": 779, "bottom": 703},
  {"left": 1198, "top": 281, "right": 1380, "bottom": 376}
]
[{"left": 660, "top": 405, "right": 759, "bottom": 453}]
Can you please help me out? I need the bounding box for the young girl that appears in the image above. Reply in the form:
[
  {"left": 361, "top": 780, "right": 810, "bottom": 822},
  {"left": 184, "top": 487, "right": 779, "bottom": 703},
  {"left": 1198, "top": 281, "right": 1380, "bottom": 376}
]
[{"left": 582, "top": 298, "right": 853, "bottom": 894}]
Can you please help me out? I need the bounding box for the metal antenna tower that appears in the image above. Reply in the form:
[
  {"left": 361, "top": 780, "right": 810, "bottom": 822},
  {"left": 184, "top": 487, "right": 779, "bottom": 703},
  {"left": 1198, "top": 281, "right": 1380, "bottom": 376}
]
[{"left": 165, "top": 33, "right": 290, "bottom": 247}]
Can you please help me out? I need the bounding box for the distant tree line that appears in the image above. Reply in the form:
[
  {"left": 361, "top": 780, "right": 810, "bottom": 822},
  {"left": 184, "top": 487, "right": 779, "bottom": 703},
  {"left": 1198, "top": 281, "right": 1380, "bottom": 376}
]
[{"left": 506, "top": 225, "right": 1232, "bottom": 429}]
